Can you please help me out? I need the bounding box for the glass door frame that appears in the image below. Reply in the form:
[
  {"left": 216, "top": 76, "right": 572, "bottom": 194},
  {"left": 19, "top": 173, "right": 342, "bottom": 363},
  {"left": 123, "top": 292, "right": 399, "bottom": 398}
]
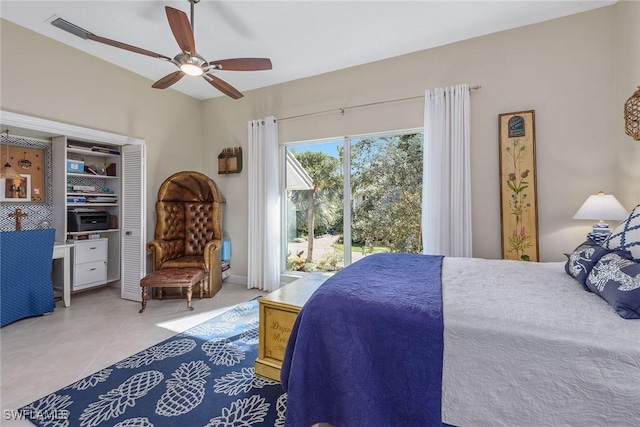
[{"left": 280, "top": 128, "right": 423, "bottom": 277}]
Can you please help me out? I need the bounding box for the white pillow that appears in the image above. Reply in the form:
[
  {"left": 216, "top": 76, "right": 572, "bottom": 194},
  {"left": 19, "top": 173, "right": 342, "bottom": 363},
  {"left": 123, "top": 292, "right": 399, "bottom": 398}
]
[{"left": 603, "top": 204, "right": 640, "bottom": 262}]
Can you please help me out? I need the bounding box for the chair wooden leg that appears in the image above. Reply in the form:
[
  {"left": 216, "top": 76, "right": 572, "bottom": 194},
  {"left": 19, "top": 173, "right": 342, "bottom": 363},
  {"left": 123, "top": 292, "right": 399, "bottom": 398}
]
[
  {"left": 186, "top": 285, "right": 194, "bottom": 311},
  {"left": 206, "top": 271, "right": 210, "bottom": 295},
  {"left": 139, "top": 286, "right": 148, "bottom": 313}
]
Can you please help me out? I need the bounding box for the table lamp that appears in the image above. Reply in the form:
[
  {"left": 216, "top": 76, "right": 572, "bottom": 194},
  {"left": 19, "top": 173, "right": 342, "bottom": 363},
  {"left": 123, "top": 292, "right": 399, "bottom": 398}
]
[{"left": 573, "top": 191, "right": 628, "bottom": 244}]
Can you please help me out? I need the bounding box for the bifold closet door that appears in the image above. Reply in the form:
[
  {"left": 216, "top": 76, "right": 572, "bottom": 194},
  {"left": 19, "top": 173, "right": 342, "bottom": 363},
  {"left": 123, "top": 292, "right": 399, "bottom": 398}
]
[{"left": 120, "top": 144, "right": 146, "bottom": 301}]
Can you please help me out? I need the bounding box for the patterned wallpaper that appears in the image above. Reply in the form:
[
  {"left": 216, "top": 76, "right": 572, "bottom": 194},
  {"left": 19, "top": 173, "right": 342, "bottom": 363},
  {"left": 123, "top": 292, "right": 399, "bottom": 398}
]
[{"left": 0, "top": 135, "right": 53, "bottom": 231}]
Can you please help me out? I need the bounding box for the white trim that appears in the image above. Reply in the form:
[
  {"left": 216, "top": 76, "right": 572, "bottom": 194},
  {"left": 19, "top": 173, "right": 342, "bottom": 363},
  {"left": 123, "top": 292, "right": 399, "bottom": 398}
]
[
  {"left": 286, "top": 151, "right": 313, "bottom": 190},
  {"left": 0, "top": 110, "right": 144, "bottom": 146},
  {"left": 280, "top": 144, "right": 288, "bottom": 274},
  {"left": 342, "top": 136, "right": 352, "bottom": 266}
]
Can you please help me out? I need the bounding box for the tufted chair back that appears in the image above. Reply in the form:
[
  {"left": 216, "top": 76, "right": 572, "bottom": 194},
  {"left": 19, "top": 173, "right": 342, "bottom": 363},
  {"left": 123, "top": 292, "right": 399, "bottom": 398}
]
[{"left": 147, "top": 171, "right": 226, "bottom": 299}]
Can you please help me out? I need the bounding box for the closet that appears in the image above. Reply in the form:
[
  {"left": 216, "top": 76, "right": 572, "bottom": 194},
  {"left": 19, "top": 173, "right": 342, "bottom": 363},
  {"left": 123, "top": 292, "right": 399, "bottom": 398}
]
[{"left": 0, "top": 110, "right": 146, "bottom": 302}]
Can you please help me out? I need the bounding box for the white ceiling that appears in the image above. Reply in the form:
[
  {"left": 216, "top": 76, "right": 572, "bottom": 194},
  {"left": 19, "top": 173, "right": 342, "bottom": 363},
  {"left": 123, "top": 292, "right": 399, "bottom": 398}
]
[{"left": 0, "top": 1, "right": 616, "bottom": 101}]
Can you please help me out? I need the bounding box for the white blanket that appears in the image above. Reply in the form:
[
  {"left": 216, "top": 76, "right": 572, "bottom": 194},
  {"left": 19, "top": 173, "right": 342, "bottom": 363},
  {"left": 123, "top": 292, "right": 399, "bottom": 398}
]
[{"left": 442, "top": 257, "right": 640, "bottom": 427}]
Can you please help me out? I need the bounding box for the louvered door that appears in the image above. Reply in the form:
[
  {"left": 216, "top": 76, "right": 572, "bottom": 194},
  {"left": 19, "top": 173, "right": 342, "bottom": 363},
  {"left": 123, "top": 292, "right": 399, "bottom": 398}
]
[{"left": 120, "top": 144, "right": 146, "bottom": 301}]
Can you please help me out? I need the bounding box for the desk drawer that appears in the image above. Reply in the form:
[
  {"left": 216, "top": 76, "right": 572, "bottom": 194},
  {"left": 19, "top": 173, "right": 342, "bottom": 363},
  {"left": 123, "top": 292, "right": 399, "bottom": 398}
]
[
  {"left": 74, "top": 260, "right": 107, "bottom": 289},
  {"left": 75, "top": 239, "right": 108, "bottom": 264}
]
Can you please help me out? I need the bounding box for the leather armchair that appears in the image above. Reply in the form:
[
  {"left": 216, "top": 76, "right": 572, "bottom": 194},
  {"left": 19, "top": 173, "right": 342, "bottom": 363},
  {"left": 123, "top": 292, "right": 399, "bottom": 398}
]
[{"left": 147, "top": 171, "right": 226, "bottom": 299}]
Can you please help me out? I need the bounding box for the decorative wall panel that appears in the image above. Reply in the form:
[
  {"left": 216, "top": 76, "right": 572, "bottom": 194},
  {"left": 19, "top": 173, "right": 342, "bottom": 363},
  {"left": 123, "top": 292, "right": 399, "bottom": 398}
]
[{"left": 0, "top": 135, "right": 53, "bottom": 231}]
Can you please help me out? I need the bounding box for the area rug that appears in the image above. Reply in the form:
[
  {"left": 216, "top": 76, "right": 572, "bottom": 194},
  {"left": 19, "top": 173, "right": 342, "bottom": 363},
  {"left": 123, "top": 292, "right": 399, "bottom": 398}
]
[{"left": 19, "top": 298, "right": 287, "bottom": 427}]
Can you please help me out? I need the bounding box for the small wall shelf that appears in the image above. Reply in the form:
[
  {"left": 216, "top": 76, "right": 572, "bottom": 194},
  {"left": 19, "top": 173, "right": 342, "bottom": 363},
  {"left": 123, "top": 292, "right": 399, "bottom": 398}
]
[
  {"left": 67, "top": 203, "right": 120, "bottom": 207},
  {"left": 67, "top": 147, "right": 120, "bottom": 157},
  {"left": 67, "top": 192, "right": 118, "bottom": 197},
  {"left": 67, "top": 172, "right": 118, "bottom": 179},
  {"left": 67, "top": 229, "right": 120, "bottom": 236}
]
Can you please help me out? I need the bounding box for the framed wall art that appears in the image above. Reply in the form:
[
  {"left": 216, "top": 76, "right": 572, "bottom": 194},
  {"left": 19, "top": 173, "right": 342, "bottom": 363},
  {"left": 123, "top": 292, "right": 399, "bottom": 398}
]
[
  {"left": 218, "top": 147, "right": 243, "bottom": 174},
  {"left": 498, "top": 110, "right": 539, "bottom": 261},
  {"left": 3, "top": 145, "right": 46, "bottom": 202},
  {"left": 0, "top": 174, "right": 31, "bottom": 202}
]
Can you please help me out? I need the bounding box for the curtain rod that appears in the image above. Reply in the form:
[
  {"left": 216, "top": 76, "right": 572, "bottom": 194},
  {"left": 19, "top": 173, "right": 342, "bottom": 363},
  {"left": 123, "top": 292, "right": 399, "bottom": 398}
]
[{"left": 277, "top": 85, "right": 481, "bottom": 122}]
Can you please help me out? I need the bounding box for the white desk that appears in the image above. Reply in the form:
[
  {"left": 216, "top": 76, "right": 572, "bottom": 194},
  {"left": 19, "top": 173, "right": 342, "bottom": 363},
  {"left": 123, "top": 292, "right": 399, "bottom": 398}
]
[{"left": 53, "top": 242, "right": 73, "bottom": 307}]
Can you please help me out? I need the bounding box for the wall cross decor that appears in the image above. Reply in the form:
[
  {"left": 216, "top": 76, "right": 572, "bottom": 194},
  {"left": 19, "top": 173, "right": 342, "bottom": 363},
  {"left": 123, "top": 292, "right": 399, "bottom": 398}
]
[{"left": 9, "top": 208, "right": 27, "bottom": 231}]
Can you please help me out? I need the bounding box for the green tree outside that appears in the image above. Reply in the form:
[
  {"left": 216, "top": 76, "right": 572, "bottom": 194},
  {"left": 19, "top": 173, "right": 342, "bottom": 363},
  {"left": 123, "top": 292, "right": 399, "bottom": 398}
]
[
  {"left": 288, "top": 132, "right": 423, "bottom": 271},
  {"left": 290, "top": 150, "right": 342, "bottom": 263},
  {"left": 351, "top": 134, "right": 423, "bottom": 253}
]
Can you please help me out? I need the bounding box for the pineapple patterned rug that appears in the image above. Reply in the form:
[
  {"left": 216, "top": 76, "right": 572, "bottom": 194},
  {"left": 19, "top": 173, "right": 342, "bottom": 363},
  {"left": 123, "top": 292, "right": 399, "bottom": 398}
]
[{"left": 19, "top": 298, "right": 287, "bottom": 427}]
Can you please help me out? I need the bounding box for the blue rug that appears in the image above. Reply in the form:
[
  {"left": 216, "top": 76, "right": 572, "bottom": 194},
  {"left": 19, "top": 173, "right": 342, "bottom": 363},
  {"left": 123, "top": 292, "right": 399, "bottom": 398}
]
[
  {"left": 20, "top": 299, "right": 287, "bottom": 427},
  {"left": 20, "top": 298, "right": 458, "bottom": 427}
]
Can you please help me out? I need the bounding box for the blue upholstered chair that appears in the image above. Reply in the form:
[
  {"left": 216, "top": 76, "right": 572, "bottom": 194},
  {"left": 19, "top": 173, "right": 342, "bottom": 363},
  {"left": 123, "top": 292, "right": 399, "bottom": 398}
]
[{"left": 1, "top": 229, "right": 56, "bottom": 327}]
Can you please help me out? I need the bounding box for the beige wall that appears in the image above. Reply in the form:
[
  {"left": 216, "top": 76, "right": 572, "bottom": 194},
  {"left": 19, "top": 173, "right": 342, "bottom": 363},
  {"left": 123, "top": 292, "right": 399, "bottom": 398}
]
[
  {"left": 2, "top": 3, "right": 638, "bottom": 284},
  {"left": 0, "top": 19, "right": 204, "bottom": 262},
  {"left": 615, "top": 0, "right": 640, "bottom": 207},
  {"left": 204, "top": 5, "right": 638, "bottom": 280}
]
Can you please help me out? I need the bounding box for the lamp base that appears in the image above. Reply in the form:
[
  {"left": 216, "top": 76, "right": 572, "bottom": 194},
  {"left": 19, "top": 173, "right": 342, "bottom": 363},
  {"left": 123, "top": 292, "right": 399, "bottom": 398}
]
[{"left": 587, "top": 222, "right": 612, "bottom": 245}]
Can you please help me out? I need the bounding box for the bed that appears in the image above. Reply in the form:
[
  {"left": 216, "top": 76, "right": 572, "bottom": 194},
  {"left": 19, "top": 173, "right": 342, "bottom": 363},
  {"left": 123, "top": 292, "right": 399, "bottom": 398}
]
[{"left": 281, "top": 253, "right": 640, "bottom": 427}]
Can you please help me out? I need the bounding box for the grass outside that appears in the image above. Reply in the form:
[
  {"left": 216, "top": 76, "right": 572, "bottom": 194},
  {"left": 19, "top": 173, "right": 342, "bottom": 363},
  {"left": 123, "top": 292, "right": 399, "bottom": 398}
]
[
  {"left": 331, "top": 242, "right": 389, "bottom": 254},
  {"left": 287, "top": 235, "right": 391, "bottom": 272}
]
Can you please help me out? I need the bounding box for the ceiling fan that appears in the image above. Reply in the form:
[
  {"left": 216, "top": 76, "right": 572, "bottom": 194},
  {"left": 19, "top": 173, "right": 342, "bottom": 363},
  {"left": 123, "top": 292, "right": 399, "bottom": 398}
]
[{"left": 51, "top": 0, "right": 272, "bottom": 99}]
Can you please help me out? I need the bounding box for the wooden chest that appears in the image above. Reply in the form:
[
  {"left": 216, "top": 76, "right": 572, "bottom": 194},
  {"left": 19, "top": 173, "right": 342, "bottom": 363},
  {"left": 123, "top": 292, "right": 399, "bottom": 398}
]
[{"left": 255, "top": 272, "right": 331, "bottom": 381}]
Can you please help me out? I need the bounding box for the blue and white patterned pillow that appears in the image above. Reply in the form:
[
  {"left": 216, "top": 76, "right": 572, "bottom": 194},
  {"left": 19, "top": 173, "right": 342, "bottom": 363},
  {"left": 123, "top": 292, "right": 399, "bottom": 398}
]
[
  {"left": 565, "top": 240, "right": 612, "bottom": 291},
  {"left": 603, "top": 204, "right": 640, "bottom": 262},
  {"left": 586, "top": 252, "right": 640, "bottom": 319}
]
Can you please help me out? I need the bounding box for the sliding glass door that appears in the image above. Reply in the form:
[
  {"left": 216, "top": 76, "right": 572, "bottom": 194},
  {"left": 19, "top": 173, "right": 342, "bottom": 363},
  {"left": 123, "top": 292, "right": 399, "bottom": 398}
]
[
  {"left": 283, "top": 131, "right": 423, "bottom": 274},
  {"left": 284, "top": 140, "right": 344, "bottom": 272}
]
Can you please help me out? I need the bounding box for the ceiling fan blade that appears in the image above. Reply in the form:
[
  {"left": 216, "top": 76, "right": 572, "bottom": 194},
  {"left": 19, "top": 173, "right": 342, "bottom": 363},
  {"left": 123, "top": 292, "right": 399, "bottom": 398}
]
[
  {"left": 165, "top": 6, "right": 196, "bottom": 56},
  {"left": 204, "top": 74, "right": 244, "bottom": 99},
  {"left": 86, "top": 34, "right": 172, "bottom": 61},
  {"left": 209, "top": 58, "right": 273, "bottom": 71},
  {"left": 152, "top": 71, "right": 185, "bottom": 89},
  {"left": 51, "top": 17, "right": 172, "bottom": 61}
]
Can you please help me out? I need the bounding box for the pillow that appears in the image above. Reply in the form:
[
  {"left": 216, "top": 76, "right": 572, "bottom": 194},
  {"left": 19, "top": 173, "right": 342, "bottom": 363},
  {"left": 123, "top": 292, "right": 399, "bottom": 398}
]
[
  {"left": 565, "top": 239, "right": 611, "bottom": 291},
  {"left": 602, "top": 203, "right": 640, "bottom": 262},
  {"left": 586, "top": 252, "right": 640, "bottom": 319}
]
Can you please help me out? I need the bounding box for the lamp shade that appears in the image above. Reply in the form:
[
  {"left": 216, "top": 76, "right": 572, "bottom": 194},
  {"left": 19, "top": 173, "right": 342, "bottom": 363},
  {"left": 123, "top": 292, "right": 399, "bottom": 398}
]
[
  {"left": 573, "top": 192, "right": 628, "bottom": 221},
  {"left": 0, "top": 163, "right": 22, "bottom": 180}
]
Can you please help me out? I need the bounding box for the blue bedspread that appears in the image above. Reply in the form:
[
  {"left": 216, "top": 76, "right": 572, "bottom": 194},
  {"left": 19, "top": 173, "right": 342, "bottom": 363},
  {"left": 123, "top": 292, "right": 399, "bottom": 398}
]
[{"left": 281, "top": 253, "right": 444, "bottom": 427}]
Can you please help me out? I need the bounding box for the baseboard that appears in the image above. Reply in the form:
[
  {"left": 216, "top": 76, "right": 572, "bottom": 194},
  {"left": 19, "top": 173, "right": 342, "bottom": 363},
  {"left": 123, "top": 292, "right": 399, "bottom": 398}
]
[
  {"left": 224, "top": 275, "right": 247, "bottom": 286},
  {"left": 223, "top": 274, "right": 307, "bottom": 288}
]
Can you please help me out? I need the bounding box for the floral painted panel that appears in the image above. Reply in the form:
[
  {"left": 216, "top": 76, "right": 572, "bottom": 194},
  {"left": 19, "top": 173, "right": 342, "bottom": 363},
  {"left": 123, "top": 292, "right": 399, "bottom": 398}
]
[{"left": 499, "top": 111, "right": 539, "bottom": 261}]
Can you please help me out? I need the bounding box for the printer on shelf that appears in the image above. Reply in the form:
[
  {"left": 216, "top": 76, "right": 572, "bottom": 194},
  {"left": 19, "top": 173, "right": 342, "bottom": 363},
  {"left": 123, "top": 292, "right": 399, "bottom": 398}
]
[{"left": 68, "top": 210, "right": 111, "bottom": 232}]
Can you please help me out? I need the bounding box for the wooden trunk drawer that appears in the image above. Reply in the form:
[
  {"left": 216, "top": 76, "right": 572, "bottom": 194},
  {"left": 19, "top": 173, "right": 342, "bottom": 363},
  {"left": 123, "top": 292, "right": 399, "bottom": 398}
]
[{"left": 255, "top": 273, "right": 331, "bottom": 382}]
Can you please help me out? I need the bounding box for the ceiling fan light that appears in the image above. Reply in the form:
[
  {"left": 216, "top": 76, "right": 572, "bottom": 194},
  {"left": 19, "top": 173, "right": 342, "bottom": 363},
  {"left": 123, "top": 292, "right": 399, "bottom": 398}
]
[{"left": 180, "top": 63, "right": 203, "bottom": 76}]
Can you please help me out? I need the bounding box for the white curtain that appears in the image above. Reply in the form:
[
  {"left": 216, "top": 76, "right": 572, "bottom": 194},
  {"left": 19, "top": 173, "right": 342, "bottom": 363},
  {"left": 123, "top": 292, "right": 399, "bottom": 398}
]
[
  {"left": 422, "top": 84, "right": 472, "bottom": 257},
  {"left": 247, "top": 116, "right": 281, "bottom": 291}
]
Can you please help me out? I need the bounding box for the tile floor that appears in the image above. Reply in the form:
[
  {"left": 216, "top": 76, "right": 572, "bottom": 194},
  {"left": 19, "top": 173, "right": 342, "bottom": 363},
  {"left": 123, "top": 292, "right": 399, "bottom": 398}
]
[{"left": 0, "top": 283, "right": 265, "bottom": 426}]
